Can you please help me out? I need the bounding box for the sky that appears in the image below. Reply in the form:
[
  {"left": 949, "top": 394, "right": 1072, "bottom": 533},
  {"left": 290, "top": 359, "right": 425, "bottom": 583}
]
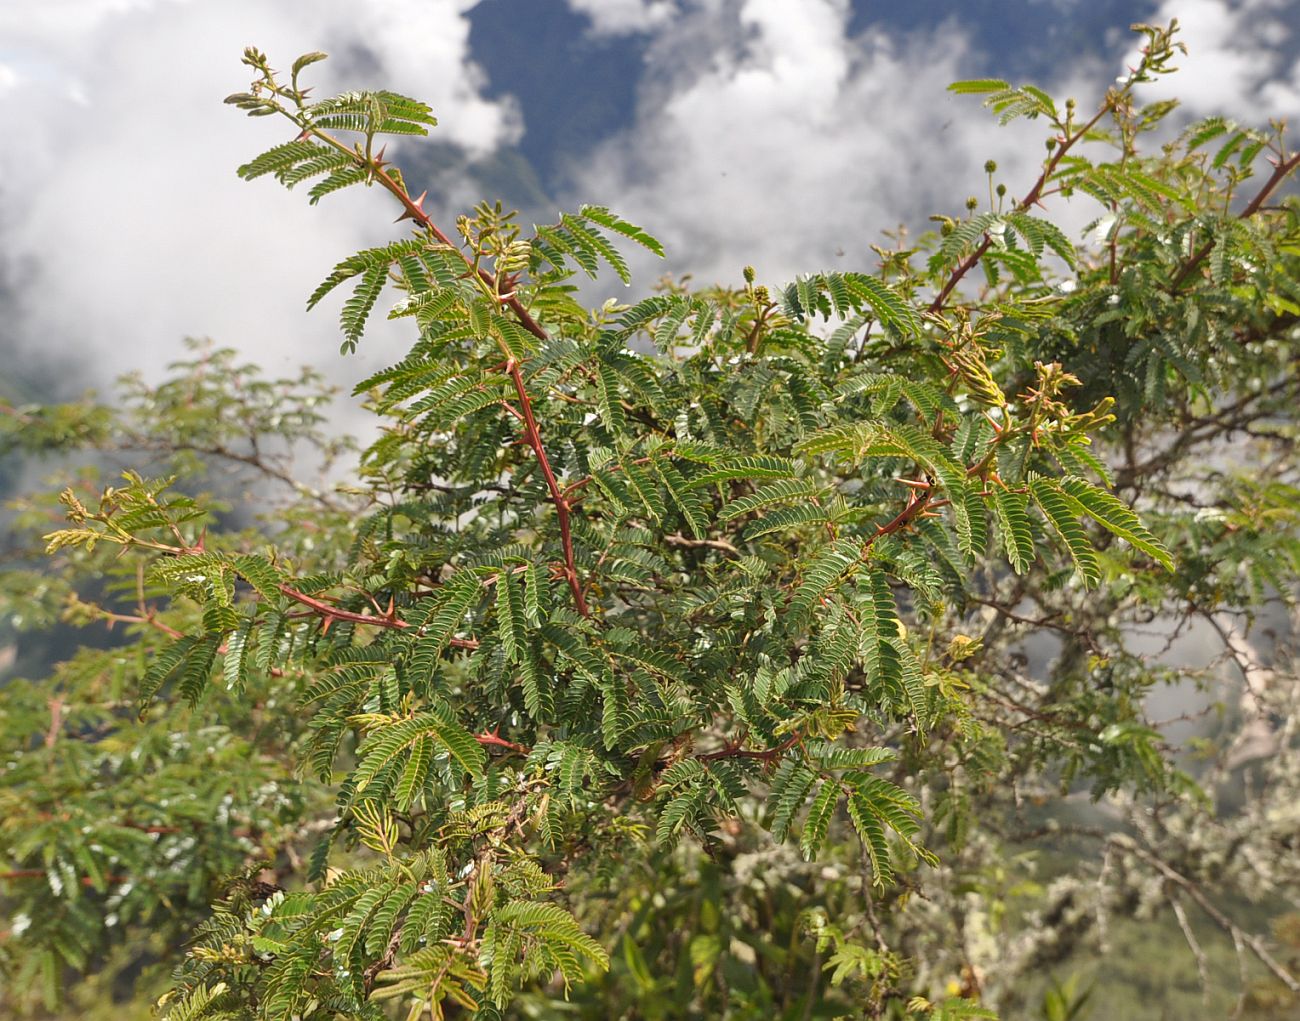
[{"left": 1, "top": 0, "right": 1298, "bottom": 410}]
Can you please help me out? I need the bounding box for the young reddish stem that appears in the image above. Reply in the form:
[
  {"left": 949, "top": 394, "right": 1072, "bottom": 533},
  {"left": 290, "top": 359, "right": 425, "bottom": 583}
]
[
  {"left": 865, "top": 489, "right": 934, "bottom": 551},
  {"left": 312, "top": 132, "right": 588, "bottom": 615},
  {"left": 474, "top": 730, "right": 530, "bottom": 755},
  {"left": 45, "top": 698, "right": 63, "bottom": 749},
  {"left": 354, "top": 159, "right": 550, "bottom": 343},
  {"left": 506, "top": 360, "right": 589, "bottom": 616},
  {"left": 562, "top": 455, "right": 656, "bottom": 501},
  {"left": 1169, "top": 151, "right": 1300, "bottom": 291},
  {"left": 929, "top": 102, "right": 1113, "bottom": 314},
  {"left": 91, "top": 607, "right": 186, "bottom": 640},
  {"left": 277, "top": 583, "right": 480, "bottom": 648},
  {"left": 697, "top": 731, "right": 801, "bottom": 763}
]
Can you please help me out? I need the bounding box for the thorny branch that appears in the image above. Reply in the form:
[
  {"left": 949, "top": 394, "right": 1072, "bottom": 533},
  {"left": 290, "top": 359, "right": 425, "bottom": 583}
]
[
  {"left": 929, "top": 101, "right": 1114, "bottom": 314},
  {"left": 291, "top": 114, "right": 590, "bottom": 615},
  {"left": 1169, "top": 151, "right": 1300, "bottom": 291}
]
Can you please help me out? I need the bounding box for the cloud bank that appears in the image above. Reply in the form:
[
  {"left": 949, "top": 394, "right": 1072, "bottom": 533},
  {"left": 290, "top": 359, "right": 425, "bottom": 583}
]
[
  {"left": 0, "top": 0, "right": 518, "bottom": 394},
  {"left": 1, "top": 0, "right": 1294, "bottom": 408},
  {"left": 559, "top": 0, "right": 1298, "bottom": 292},
  {"left": 566, "top": 0, "right": 678, "bottom": 36},
  {"left": 563, "top": 0, "right": 1062, "bottom": 289}
]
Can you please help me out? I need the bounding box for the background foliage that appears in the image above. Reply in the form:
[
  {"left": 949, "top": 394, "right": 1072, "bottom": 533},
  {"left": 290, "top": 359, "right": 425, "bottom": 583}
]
[{"left": 2, "top": 21, "right": 1299, "bottom": 1020}]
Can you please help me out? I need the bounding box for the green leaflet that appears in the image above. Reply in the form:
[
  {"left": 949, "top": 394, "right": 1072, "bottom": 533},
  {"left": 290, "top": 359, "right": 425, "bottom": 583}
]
[
  {"left": 767, "top": 759, "right": 820, "bottom": 841},
  {"left": 684, "top": 455, "right": 800, "bottom": 489},
  {"left": 953, "top": 481, "right": 988, "bottom": 558},
  {"left": 621, "top": 460, "right": 666, "bottom": 522},
  {"left": 579, "top": 205, "right": 666, "bottom": 258},
  {"left": 177, "top": 633, "right": 222, "bottom": 706},
  {"left": 799, "top": 781, "right": 840, "bottom": 860},
  {"left": 593, "top": 361, "right": 627, "bottom": 434},
  {"left": 221, "top": 612, "right": 256, "bottom": 695},
  {"left": 991, "top": 486, "right": 1036, "bottom": 574},
  {"left": 719, "top": 478, "right": 821, "bottom": 521},
  {"left": 351, "top": 709, "right": 486, "bottom": 789},
  {"left": 744, "top": 502, "right": 834, "bottom": 540},
  {"left": 845, "top": 775, "right": 927, "bottom": 887},
  {"left": 797, "top": 424, "right": 965, "bottom": 497},
  {"left": 394, "top": 734, "right": 433, "bottom": 810},
  {"left": 160, "top": 983, "right": 230, "bottom": 1021},
  {"left": 947, "top": 78, "right": 1011, "bottom": 94},
  {"left": 841, "top": 273, "right": 922, "bottom": 336},
  {"left": 138, "top": 635, "right": 200, "bottom": 716},
  {"left": 409, "top": 571, "right": 481, "bottom": 679},
  {"left": 835, "top": 372, "right": 958, "bottom": 419},
  {"left": 235, "top": 139, "right": 326, "bottom": 181},
  {"left": 495, "top": 572, "right": 527, "bottom": 664},
  {"left": 522, "top": 561, "right": 548, "bottom": 626},
  {"left": 789, "top": 539, "right": 864, "bottom": 621},
  {"left": 1060, "top": 476, "right": 1174, "bottom": 569},
  {"left": 805, "top": 742, "right": 896, "bottom": 771},
  {"left": 856, "top": 569, "right": 928, "bottom": 728},
  {"left": 649, "top": 458, "right": 709, "bottom": 538},
  {"left": 1029, "top": 475, "right": 1102, "bottom": 586},
  {"left": 482, "top": 901, "right": 609, "bottom": 1007},
  {"left": 232, "top": 553, "right": 283, "bottom": 603}
]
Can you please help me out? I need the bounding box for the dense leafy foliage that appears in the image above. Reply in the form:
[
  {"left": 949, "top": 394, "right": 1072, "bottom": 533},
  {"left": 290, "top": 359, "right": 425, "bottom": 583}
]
[{"left": 3, "top": 21, "right": 1299, "bottom": 1019}]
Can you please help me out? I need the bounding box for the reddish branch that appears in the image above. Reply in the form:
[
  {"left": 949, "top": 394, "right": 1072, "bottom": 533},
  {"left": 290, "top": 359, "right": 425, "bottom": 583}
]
[
  {"left": 697, "top": 731, "right": 801, "bottom": 763},
  {"left": 336, "top": 147, "right": 589, "bottom": 616},
  {"left": 276, "top": 582, "right": 480, "bottom": 648},
  {"left": 865, "top": 488, "right": 934, "bottom": 551},
  {"left": 90, "top": 607, "right": 186, "bottom": 640},
  {"left": 1169, "top": 151, "right": 1300, "bottom": 291},
  {"left": 505, "top": 360, "right": 589, "bottom": 616},
  {"left": 929, "top": 102, "right": 1114, "bottom": 314},
  {"left": 363, "top": 163, "right": 548, "bottom": 343},
  {"left": 473, "top": 729, "right": 529, "bottom": 755},
  {"left": 44, "top": 699, "right": 63, "bottom": 749},
  {"left": 561, "top": 455, "right": 656, "bottom": 501}
]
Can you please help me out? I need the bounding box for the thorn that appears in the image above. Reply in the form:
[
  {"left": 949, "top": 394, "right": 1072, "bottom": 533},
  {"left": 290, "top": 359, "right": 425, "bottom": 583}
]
[
  {"left": 296, "top": 129, "right": 311, "bottom": 141},
  {"left": 320, "top": 616, "right": 332, "bottom": 635},
  {"left": 394, "top": 192, "right": 427, "bottom": 223},
  {"left": 895, "top": 478, "right": 931, "bottom": 490}
]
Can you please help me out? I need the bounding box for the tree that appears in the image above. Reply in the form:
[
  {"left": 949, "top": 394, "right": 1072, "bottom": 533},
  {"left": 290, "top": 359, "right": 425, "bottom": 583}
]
[{"left": 2, "top": 20, "right": 1299, "bottom": 1019}]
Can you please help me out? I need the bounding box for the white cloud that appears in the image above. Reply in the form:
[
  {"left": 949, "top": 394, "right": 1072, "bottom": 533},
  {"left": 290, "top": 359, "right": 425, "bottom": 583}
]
[
  {"left": 5, "top": 0, "right": 1295, "bottom": 416},
  {"left": 564, "top": 0, "right": 1055, "bottom": 288},
  {"left": 565, "top": 0, "right": 678, "bottom": 36},
  {"left": 0, "top": 0, "right": 519, "bottom": 400}
]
